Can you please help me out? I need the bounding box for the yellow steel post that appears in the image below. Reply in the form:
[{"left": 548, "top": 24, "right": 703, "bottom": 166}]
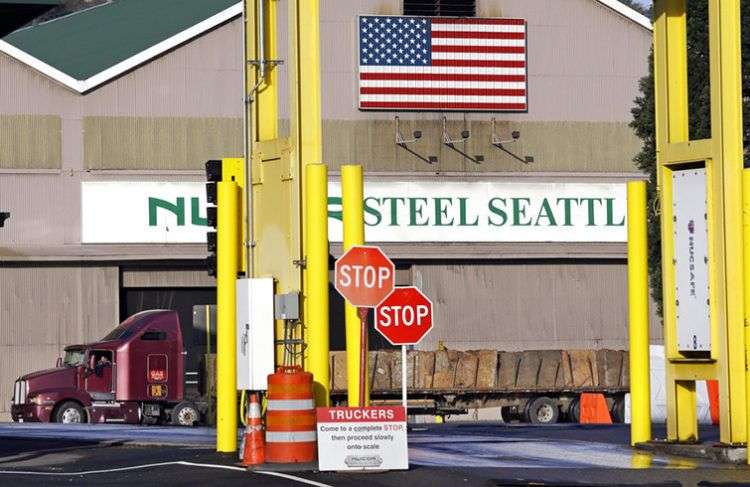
[
  {"left": 654, "top": 0, "right": 698, "bottom": 443},
  {"left": 341, "top": 165, "right": 367, "bottom": 406},
  {"left": 709, "top": 0, "right": 746, "bottom": 445},
  {"left": 294, "top": 0, "right": 325, "bottom": 378},
  {"left": 744, "top": 169, "right": 750, "bottom": 462},
  {"left": 304, "top": 163, "right": 330, "bottom": 406},
  {"left": 246, "top": 0, "right": 279, "bottom": 143},
  {"left": 627, "top": 181, "right": 651, "bottom": 446},
  {"left": 293, "top": 0, "right": 322, "bottom": 166},
  {"left": 259, "top": 0, "right": 279, "bottom": 142},
  {"left": 216, "top": 180, "right": 240, "bottom": 453}
]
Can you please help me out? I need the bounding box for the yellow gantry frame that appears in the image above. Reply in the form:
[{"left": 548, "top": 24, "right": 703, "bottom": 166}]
[
  {"left": 245, "top": 0, "right": 330, "bottom": 403},
  {"left": 653, "top": 0, "right": 746, "bottom": 445}
]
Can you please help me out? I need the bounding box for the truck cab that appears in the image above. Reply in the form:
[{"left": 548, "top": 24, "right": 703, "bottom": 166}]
[{"left": 11, "top": 309, "right": 201, "bottom": 426}]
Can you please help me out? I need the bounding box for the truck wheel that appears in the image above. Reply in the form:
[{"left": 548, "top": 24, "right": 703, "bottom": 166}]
[
  {"left": 171, "top": 401, "right": 200, "bottom": 426},
  {"left": 568, "top": 397, "right": 580, "bottom": 423},
  {"left": 526, "top": 397, "right": 559, "bottom": 425},
  {"left": 55, "top": 401, "right": 85, "bottom": 424}
]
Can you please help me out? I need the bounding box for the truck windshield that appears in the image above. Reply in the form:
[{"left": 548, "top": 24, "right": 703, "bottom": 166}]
[{"left": 63, "top": 350, "right": 85, "bottom": 367}]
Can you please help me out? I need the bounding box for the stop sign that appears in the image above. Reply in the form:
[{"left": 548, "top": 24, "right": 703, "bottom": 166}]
[
  {"left": 334, "top": 245, "right": 395, "bottom": 307},
  {"left": 374, "top": 287, "right": 433, "bottom": 345}
]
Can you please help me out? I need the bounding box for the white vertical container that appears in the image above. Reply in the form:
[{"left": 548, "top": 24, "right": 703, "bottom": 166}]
[{"left": 236, "top": 277, "right": 275, "bottom": 390}]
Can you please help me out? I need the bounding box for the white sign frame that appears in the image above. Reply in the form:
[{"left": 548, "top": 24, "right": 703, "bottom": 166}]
[{"left": 316, "top": 406, "right": 408, "bottom": 471}]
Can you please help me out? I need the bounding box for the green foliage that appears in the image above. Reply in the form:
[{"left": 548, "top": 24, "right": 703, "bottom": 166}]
[{"left": 630, "top": 3, "right": 750, "bottom": 316}]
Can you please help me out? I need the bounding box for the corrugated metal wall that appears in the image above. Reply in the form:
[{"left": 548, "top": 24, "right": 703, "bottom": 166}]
[
  {"left": 0, "top": 266, "right": 119, "bottom": 420},
  {"left": 414, "top": 260, "right": 661, "bottom": 351},
  {"left": 322, "top": 120, "right": 641, "bottom": 174},
  {"left": 83, "top": 116, "right": 243, "bottom": 170},
  {"left": 121, "top": 268, "right": 214, "bottom": 288}
]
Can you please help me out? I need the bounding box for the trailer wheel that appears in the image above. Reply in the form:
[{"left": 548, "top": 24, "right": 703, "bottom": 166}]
[
  {"left": 610, "top": 397, "right": 625, "bottom": 423},
  {"left": 500, "top": 406, "right": 516, "bottom": 423},
  {"left": 568, "top": 397, "right": 580, "bottom": 423},
  {"left": 526, "top": 397, "right": 559, "bottom": 424},
  {"left": 172, "top": 401, "right": 200, "bottom": 426},
  {"left": 55, "top": 401, "right": 85, "bottom": 424}
]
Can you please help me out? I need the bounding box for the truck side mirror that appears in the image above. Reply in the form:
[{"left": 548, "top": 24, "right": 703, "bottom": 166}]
[{"left": 56, "top": 357, "right": 62, "bottom": 368}]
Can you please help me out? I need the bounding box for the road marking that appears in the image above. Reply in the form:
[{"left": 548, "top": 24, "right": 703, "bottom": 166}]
[
  {"left": 180, "top": 462, "right": 334, "bottom": 487},
  {"left": 0, "top": 460, "right": 335, "bottom": 486}
]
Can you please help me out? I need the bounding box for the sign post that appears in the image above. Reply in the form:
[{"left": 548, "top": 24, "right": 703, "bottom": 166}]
[
  {"left": 401, "top": 346, "right": 407, "bottom": 408},
  {"left": 334, "top": 245, "right": 396, "bottom": 405},
  {"left": 357, "top": 307, "right": 369, "bottom": 407},
  {"left": 374, "top": 287, "right": 434, "bottom": 409}
]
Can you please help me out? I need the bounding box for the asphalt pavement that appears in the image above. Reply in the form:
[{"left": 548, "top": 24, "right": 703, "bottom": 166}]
[{"left": 0, "top": 423, "right": 748, "bottom": 486}]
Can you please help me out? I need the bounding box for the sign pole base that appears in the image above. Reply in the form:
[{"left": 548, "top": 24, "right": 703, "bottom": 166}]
[{"left": 358, "top": 307, "right": 369, "bottom": 407}]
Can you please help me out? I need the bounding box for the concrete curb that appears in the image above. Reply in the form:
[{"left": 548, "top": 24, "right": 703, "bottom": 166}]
[{"left": 635, "top": 440, "right": 747, "bottom": 464}]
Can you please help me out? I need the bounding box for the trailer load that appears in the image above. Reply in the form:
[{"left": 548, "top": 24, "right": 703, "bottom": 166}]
[{"left": 329, "top": 348, "right": 629, "bottom": 424}]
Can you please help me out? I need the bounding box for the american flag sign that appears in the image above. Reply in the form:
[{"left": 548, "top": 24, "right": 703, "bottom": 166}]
[{"left": 358, "top": 15, "right": 527, "bottom": 111}]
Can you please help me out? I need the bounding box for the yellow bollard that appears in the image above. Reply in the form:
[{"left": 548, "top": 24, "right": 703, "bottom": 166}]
[
  {"left": 744, "top": 169, "right": 750, "bottom": 464},
  {"left": 341, "top": 165, "right": 367, "bottom": 406},
  {"left": 304, "top": 163, "right": 330, "bottom": 407},
  {"left": 216, "top": 180, "right": 240, "bottom": 453},
  {"left": 627, "top": 180, "right": 651, "bottom": 446}
]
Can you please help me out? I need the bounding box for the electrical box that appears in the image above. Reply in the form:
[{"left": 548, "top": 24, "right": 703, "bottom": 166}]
[
  {"left": 274, "top": 292, "right": 300, "bottom": 320},
  {"left": 236, "top": 278, "right": 275, "bottom": 390},
  {"left": 672, "top": 167, "right": 711, "bottom": 352}
]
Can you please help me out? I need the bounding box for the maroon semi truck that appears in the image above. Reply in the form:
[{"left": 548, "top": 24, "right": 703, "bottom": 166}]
[{"left": 11, "top": 309, "right": 203, "bottom": 426}]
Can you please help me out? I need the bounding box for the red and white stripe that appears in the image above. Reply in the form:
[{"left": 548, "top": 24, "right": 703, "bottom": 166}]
[{"left": 359, "top": 17, "right": 527, "bottom": 111}]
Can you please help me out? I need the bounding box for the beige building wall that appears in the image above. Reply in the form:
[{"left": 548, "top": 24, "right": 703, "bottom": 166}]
[{"left": 414, "top": 260, "right": 661, "bottom": 351}]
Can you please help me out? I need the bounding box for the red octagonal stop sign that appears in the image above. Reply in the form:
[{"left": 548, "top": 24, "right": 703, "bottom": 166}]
[
  {"left": 334, "top": 245, "right": 395, "bottom": 307},
  {"left": 375, "top": 287, "right": 433, "bottom": 346}
]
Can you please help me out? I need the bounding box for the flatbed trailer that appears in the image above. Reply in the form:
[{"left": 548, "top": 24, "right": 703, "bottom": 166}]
[{"left": 328, "top": 349, "right": 629, "bottom": 424}]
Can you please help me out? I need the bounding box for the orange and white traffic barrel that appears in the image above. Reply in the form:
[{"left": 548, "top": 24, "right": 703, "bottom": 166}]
[{"left": 265, "top": 366, "right": 317, "bottom": 463}]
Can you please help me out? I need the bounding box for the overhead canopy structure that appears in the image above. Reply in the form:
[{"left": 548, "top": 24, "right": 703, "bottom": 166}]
[
  {"left": 0, "top": 0, "right": 241, "bottom": 92},
  {"left": 0, "top": 0, "right": 61, "bottom": 38}
]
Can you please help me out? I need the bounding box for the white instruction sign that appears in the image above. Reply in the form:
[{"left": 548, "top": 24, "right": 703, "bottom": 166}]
[{"left": 316, "top": 406, "right": 408, "bottom": 471}]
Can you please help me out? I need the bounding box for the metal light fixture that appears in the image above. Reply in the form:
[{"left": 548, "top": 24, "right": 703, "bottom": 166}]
[
  {"left": 441, "top": 117, "right": 484, "bottom": 164},
  {"left": 491, "top": 118, "right": 534, "bottom": 164},
  {"left": 395, "top": 116, "right": 437, "bottom": 164},
  {"left": 0, "top": 212, "right": 9, "bottom": 228}
]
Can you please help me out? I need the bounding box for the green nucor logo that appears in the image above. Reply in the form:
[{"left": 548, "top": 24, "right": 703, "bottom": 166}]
[{"left": 149, "top": 197, "right": 207, "bottom": 226}]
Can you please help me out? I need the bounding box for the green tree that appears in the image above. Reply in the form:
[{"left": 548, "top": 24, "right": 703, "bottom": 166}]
[
  {"left": 630, "top": 2, "right": 750, "bottom": 315},
  {"left": 618, "top": 0, "right": 652, "bottom": 17}
]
